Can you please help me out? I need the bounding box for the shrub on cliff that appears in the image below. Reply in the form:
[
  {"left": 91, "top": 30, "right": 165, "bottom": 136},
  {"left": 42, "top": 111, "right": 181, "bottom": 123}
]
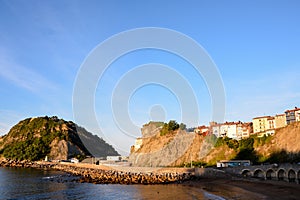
[{"left": 160, "top": 120, "right": 184, "bottom": 136}]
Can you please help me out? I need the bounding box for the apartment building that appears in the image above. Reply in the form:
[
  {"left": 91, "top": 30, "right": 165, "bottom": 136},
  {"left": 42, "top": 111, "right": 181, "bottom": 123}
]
[
  {"left": 253, "top": 116, "right": 269, "bottom": 134},
  {"left": 285, "top": 107, "right": 300, "bottom": 124},
  {"left": 237, "top": 122, "right": 253, "bottom": 139},
  {"left": 266, "top": 116, "right": 275, "bottom": 135},
  {"left": 252, "top": 116, "right": 275, "bottom": 136},
  {"left": 274, "top": 114, "right": 286, "bottom": 128},
  {"left": 211, "top": 121, "right": 252, "bottom": 140}
]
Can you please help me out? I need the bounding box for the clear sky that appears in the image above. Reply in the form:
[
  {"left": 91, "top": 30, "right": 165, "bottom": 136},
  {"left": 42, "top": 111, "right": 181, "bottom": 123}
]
[{"left": 1, "top": 0, "right": 299, "bottom": 155}]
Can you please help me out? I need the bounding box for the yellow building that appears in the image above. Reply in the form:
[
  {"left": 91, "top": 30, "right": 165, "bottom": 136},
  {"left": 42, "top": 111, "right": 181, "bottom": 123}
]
[
  {"left": 275, "top": 114, "right": 286, "bottom": 128},
  {"left": 253, "top": 116, "right": 275, "bottom": 136},
  {"left": 266, "top": 116, "right": 275, "bottom": 135},
  {"left": 253, "top": 116, "right": 269, "bottom": 134}
]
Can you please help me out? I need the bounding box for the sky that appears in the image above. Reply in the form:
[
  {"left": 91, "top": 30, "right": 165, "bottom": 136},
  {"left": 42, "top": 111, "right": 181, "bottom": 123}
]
[{"left": 0, "top": 0, "right": 300, "bottom": 155}]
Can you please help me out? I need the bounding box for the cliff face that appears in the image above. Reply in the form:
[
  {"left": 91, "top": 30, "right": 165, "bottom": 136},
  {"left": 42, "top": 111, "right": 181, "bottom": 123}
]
[
  {"left": 0, "top": 116, "right": 119, "bottom": 161},
  {"left": 129, "top": 122, "right": 216, "bottom": 167},
  {"left": 129, "top": 121, "right": 300, "bottom": 167},
  {"left": 140, "top": 122, "right": 164, "bottom": 138}
]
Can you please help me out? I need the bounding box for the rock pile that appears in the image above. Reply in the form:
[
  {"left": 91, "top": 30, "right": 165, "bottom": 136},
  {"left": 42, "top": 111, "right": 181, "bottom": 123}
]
[
  {"left": 54, "top": 164, "right": 194, "bottom": 184},
  {"left": 0, "top": 158, "right": 55, "bottom": 168}
]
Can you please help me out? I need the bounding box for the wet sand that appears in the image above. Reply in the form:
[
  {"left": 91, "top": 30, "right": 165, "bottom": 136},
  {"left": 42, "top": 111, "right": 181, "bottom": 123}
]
[{"left": 183, "top": 178, "right": 300, "bottom": 200}]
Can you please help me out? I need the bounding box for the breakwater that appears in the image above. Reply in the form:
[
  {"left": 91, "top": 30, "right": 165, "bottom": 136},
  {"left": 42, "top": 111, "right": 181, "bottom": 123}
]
[
  {"left": 0, "top": 159, "right": 55, "bottom": 168},
  {"left": 0, "top": 159, "right": 195, "bottom": 184},
  {"left": 55, "top": 164, "right": 194, "bottom": 184}
]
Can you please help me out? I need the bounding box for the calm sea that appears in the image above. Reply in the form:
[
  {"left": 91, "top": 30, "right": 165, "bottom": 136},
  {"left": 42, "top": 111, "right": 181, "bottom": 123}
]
[{"left": 0, "top": 167, "right": 224, "bottom": 200}]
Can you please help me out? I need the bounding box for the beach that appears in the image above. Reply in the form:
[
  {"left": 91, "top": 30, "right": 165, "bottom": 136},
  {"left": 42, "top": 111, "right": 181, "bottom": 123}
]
[{"left": 183, "top": 178, "right": 300, "bottom": 200}]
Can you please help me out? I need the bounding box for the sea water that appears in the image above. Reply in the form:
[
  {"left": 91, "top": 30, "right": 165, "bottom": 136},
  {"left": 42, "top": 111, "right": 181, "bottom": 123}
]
[{"left": 0, "top": 167, "right": 225, "bottom": 200}]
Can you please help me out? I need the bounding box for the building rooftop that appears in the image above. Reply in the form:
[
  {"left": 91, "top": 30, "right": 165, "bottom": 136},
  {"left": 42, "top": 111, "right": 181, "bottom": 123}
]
[
  {"left": 285, "top": 107, "right": 300, "bottom": 113},
  {"left": 253, "top": 116, "right": 272, "bottom": 120}
]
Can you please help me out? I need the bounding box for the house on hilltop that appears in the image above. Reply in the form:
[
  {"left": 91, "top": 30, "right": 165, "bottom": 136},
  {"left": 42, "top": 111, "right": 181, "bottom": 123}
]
[
  {"left": 194, "top": 125, "right": 209, "bottom": 136},
  {"left": 275, "top": 114, "right": 287, "bottom": 128},
  {"left": 252, "top": 116, "right": 276, "bottom": 137},
  {"left": 210, "top": 121, "right": 252, "bottom": 140},
  {"left": 285, "top": 107, "right": 300, "bottom": 125}
]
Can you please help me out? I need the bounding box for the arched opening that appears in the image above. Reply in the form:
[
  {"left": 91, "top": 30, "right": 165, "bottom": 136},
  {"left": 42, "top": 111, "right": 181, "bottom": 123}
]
[
  {"left": 241, "top": 169, "right": 251, "bottom": 177},
  {"left": 253, "top": 169, "right": 264, "bottom": 179},
  {"left": 288, "top": 169, "right": 296, "bottom": 182},
  {"left": 266, "top": 169, "right": 276, "bottom": 180},
  {"left": 297, "top": 171, "right": 300, "bottom": 183},
  {"left": 277, "top": 169, "right": 286, "bottom": 181}
]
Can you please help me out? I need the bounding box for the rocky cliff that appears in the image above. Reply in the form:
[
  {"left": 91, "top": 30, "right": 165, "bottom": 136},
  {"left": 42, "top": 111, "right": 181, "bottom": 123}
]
[
  {"left": 0, "top": 116, "right": 119, "bottom": 161},
  {"left": 129, "top": 121, "right": 300, "bottom": 167},
  {"left": 129, "top": 122, "right": 216, "bottom": 167}
]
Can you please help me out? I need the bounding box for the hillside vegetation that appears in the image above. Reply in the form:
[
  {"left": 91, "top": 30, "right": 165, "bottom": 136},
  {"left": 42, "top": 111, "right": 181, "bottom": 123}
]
[
  {"left": 207, "top": 122, "right": 300, "bottom": 165},
  {"left": 0, "top": 116, "right": 119, "bottom": 161},
  {"left": 254, "top": 121, "right": 300, "bottom": 163}
]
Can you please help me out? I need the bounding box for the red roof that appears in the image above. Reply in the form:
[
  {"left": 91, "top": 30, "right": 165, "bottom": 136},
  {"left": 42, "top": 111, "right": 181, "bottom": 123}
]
[
  {"left": 285, "top": 107, "right": 300, "bottom": 113},
  {"left": 197, "top": 125, "right": 209, "bottom": 129}
]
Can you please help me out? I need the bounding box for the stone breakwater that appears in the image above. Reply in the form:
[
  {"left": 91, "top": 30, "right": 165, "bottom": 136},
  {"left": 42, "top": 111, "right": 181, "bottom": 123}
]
[
  {"left": 55, "top": 164, "right": 194, "bottom": 184},
  {"left": 0, "top": 159, "right": 55, "bottom": 168},
  {"left": 0, "top": 159, "right": 195, "bottom": 184}
]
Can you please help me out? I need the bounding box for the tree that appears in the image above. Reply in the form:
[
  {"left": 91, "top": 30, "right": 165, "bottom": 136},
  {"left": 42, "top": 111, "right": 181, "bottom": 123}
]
[
  {"left": 239, "top": 138, "right": 254, "bottom": 150},
  {"left": 168, "top": 120, "right": 179, "bottom": 131},
  {"left": 235, "top": 148, "right": 258, "bottom": 163},
  {"left": 179, "top": 123, "right": 186, "bottom": 130},
  {"left": 160, "top": 120, "right": 180, "bottom": 136}
]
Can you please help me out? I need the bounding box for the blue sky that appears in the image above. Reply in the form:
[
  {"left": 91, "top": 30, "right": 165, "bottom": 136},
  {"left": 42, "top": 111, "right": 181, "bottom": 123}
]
[{"left": 0, "top": 0, "right": 300, "bottom": 154}]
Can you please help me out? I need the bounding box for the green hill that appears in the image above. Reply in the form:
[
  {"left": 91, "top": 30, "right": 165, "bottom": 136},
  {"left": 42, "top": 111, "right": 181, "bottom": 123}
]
[{"left": 0, "top": 116, "right": 119, "bottom": 161}]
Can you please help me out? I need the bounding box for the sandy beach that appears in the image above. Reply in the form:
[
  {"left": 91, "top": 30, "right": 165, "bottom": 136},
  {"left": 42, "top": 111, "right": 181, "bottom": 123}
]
[{"left": 183, "top": 178, "right": 300, "bottom": 200}]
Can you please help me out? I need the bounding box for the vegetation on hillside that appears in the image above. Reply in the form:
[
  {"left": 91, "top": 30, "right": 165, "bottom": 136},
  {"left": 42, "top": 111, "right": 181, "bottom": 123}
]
[
  {"left": 160, "top": 120, "right": 186, "bottom": 136},
  {"left": 76, "top": 126, "right": 119, "bottom": 157},
  {"left": 0, "top": 117, "right": 67, "bottom": 160},
  {"left": 212, "top": 134, "right": 300, "bottom": 165},
  {"left": 0, "top": 116, "right": 119, "bottom": 161}
]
